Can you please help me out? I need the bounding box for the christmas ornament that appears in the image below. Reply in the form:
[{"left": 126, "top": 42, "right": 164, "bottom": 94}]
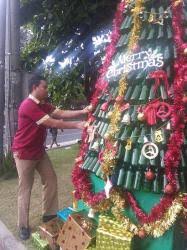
[
  {"left": 142, "top": 142, "right": 159, "bottom": 160},
  {"left": 163, "top": 11, "right": 170, "bottom": 19},
  {"left": 88, "top": 208, "right": 95, "bottom": 218},
  {"left": 148, "top": 13, "right": 156, "bottom": 23},
  {"left": 138, "top": 229, "right": 146, "bottom": 238},
  {"left": 184, "top": 48, "right": 187, "bottom": 56},
  {"left": 104, "top": 178, "right": 113, "bottom": 198},
  {"left": 145, "top": 169, "right": 155, "bottom": 181},
  {"left": 148, "top": 70, "right": 169, "bottom": 96},
  {"left": 182, "top": 96, "right": 187, "bottom": 104},
  {"left": 122, "top": 113, "right": 131, "bottom": 124},
  {"left": 90, "top": 140, "right": 99, "bottom": 151},
  {"left": 139, "top": 11, "right": 144, "bottom": 20},
  {"left": 101, "top": 102, "right": 109, "bottom": 111},
  {"left": 106, "top": 111, "right": 113, "bottom": 119},
  {"left": 166, "top": 122, "right": 171, "bottom": 130},
  {"left": 155, "top": 130, "right": 164, "bottom": 143},
  {"left": 156, "top": 102, "right": 171, "bottom": 119},
  {"left": 125, "top": 139, "right": 132, "bottom": 151},
  {"left": 120, "top": 103, "right": 130, "bottom": 112},
  {"left": 156, "top": 16, "right": 164, "bottom": 25},
  {"left": 72, "top": 190, "right": 78, "bottom": 210},
  {"left": 75, "top": 156, "right": 83, "bottom": 164},
  {"left": 115, "top": 95, "right": 124, "bottom": 103},
  {"left": 137, "top": 112, "right": 145, "bottom": 121},
  {"left": 87, "top": 126, "right": 97, "bottom": 143},
  {"left": 164, "top": 184, "right": 174, "bottom": 194}
]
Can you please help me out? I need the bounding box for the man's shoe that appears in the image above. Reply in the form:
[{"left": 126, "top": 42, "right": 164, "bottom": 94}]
[
  {"left": 42, "top": 214, "right": 57, "bottom": 223},
  {"left": 19, "top": 227, "right": 30, "bottom": 240}
]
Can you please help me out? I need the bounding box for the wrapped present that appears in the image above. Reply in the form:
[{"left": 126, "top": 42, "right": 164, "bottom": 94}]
[
  {"left": 57, "top": 211, "right": 97, "bottom": 250},
  {"left": 39, "top": 217, "right": 63, "bottom": 250},
  {"left": 57, "top": 207, "right": 74, "bottom": 221},
  {"left": 96, "top": 215, "right": 133, "bottom": 250},
  {"left": 32, "top": 232, "right": 49, "bottom": 250}
]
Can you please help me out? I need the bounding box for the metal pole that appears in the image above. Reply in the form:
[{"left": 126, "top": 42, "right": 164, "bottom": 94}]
[
  {"left": 5, "top": 0, "right": 21, "bottom": 152},
  {"left": 0, "top": 0, "right": 6, "bottom": 165}
]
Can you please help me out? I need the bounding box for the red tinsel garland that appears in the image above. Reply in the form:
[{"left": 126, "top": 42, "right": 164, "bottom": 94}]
[
  {"left": 126, "top": 192, "right": 176, "bottom": 224},
  {"left": 164, "top": 0, "right": 186, "bottom": 191},
  {"left": 72, "top": 0, "right": 125, "bottom": 206}
]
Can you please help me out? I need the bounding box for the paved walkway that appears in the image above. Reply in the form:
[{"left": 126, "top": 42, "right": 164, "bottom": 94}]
[
  {"left": 46, "top": 139, "right": 79, "bottom": 149},
  {"left": 0, "top": 220, "right": 26, "bottom": 250}
]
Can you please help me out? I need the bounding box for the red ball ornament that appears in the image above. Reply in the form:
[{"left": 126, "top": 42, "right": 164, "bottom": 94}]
[
  {"left": 184, "top": 48, "right": 187, "bottom": 56},
  {"left": 145, "top": 169, "right": 155, "bottom": 181},
  {"left": 75, "top": 156, "right": 83, "bottom": 164},
  {"left": 138, "top": 229, "right": 146, "bottom": 238},
  {"left": 182, "top": 96, "right": 187, "bottom": 104},
  {"left": 164, "top": 184, "right": 174, "bottom": 194},
  {"left": 115, "top": 96, "right": 124, "bottom": 103},
  {"left": 132, "top": 44, "right": 140, "bottom": 53},
  {"left": 101, "top": 102, "right": 108, "bottom": 111}
]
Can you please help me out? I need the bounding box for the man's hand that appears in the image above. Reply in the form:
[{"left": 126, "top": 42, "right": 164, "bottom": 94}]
[
  {"left": 82, "top": 104, "right": 94, "bottom": 114},
  {"left": 76, "top": 121, "right": 87, "bottom": 129}
]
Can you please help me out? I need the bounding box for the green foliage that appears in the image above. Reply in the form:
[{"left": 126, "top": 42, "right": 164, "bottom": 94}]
[
  {"left": 0, "top": 152, "right": 16, "bottom": 179},
  {"left": 46, "top": 68, "right": 87, "bottom": 108},
  {"left": 20, "top": 0, "right": 117, "bottom": 71}
]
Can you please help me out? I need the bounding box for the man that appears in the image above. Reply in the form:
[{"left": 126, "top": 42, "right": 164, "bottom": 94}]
[
  {"left": 12, "top": 75, "right": 88, "bottom": 240},
  {"left": 49, "top": 128, "right": 60, "bottom": 148}
]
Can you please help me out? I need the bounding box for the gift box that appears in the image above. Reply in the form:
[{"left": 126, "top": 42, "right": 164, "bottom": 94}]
[
  {"left": 39, "top": 217, "right": 63, "bottom": 250},
  {"left": 96, "top": 215, "right": 133, "bottom": 250},
  {"left": 32, "top": 232, "right": 49, "bottom": 250},
  {"left": 57, "top": 207, "right": 74, "bottom": 221},
  {"left": 57, "top": 211, "right": 97, "bottom": 250}
]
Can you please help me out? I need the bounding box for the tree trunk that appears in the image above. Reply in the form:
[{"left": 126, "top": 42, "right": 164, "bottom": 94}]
[
  {"left": 0, "top": 0, "right": 6, "bottom": 169},
  {"left": 5, "top": 0, "right": 21, "bottom": 153}
]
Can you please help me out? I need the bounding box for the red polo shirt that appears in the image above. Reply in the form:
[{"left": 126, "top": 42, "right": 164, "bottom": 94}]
[{"left": 12, "top": 96, "right": 56, "bottom": 160}]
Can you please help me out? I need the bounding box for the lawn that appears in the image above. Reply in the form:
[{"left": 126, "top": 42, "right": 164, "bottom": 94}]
[{"left": 0, "top": 145, "right": 79, "bottom": 249}]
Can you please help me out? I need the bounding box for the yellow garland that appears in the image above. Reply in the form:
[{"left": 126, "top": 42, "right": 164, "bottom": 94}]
[
  {"left": 128, "top": 0, "right": 144, "bottom": 50},
  {"left": 111, "top": 193, "right": 184, "bottom": 238},
  {"left": 101, "top": 0, "right": 144, "bottom": 177}
]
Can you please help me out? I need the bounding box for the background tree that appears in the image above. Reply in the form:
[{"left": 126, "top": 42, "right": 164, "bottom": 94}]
[{"left": 20, "top": 0, "right": 118, "bottom": 101}]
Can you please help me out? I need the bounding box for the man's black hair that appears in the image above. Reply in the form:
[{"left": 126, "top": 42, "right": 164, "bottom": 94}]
[{"left": 28, "top": 75, "right": 46, "bottom": 93}]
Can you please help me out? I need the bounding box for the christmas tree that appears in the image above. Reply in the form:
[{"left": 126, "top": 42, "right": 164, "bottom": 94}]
[{"left": 72, "top": 0, "right": 187, "bottom": 249}]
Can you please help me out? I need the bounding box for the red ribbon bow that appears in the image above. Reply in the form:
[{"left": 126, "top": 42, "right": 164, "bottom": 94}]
[{"left": 148, "top": 70, "right": 169, "bottom": 96}]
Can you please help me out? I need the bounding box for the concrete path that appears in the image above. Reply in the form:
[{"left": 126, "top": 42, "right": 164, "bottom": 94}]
[
  {"left": 46, "top": 139, "right": 79, "bottom": 149},
  {"left": 0, "top": 221, "right": 26, "bottom": 250}
]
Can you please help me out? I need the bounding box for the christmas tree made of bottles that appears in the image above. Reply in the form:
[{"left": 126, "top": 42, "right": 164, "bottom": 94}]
[{"left": 72, "top": 0, "right": 187, "bottom": 250}]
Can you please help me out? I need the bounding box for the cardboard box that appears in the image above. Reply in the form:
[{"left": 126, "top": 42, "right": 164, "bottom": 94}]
[
  {"left": 57, "top": 211, "right": 96, "bottom": 250},
  {"left": 57, "top": 207, "right": 74, "bottom": 222},
  {"left": 39, "top": 217, "right": 63, "bottom": 250},
  {"left": 96, "top": 215, "right": 133, "bottom": 250},
  {"left": 32, "top": 232, "right": 49, "bottom": 250}
]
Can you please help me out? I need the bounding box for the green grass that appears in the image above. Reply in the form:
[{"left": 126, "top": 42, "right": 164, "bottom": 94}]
[{"left": 0, "top": 145, "right": 79, "bottom": 250}]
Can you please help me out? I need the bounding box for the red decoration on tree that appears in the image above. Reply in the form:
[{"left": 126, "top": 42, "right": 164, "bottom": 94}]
[
  {"left": 156, "top": 102, "right": 172, "bottom": 120},
  {"left": 115, "top": 95, "right": 124, "bottom": 104},
  {"left": 138, "top": 229, "right": 146, "bottom": 238},
  {"left": 101, "top": 102, "right": 109, "bottom": 111},
  {"left": 182, "top": 96, "right": 187, "bottom": 104},
  {"left": 148, "top": 70, "right": 170, "bottom": 96},
  {"left": 143, "top": 99, "right": 172, "bottom": 125},
  {"left": 164, "top": 184, "right": 174, "bottom": 194},
  {"left": 145, "top": 169, "right": 155, "bottom": 181}
]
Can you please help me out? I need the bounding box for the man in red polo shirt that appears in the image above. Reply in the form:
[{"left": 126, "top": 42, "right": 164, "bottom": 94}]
[{"left": 12, "top": 75, "right": 89, "bottom": 240}]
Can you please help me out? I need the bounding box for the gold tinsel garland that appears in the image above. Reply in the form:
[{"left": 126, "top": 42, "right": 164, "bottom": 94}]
[
  {"left": 111, "top": 191, "right": 184, "bottom": 238},
  {"left": 100, "top": 0, "right": 144, "bottom": 177}
]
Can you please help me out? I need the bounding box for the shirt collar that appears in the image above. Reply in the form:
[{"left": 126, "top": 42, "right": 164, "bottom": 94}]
[{"left": 28, "top": 94, "right": 40, "bottom": 104}]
